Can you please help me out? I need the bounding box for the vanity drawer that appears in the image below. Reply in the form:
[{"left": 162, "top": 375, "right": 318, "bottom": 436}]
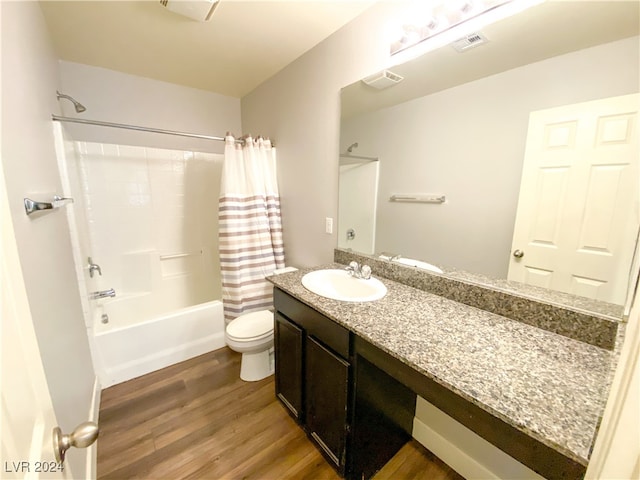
[{"left": 274, "top": 288, "right": 350, "bottom": 358}]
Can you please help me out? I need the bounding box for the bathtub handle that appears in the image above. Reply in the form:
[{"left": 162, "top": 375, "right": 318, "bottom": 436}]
[{"left": 90, "top": 288, "right": 116, "bottom": 300}]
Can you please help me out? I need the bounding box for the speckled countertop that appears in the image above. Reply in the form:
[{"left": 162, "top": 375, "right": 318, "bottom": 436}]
[{"left": 267, "top": 264, "right": 617, "bottom": 467}]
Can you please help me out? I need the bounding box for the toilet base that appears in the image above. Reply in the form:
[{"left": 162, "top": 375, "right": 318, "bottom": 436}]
[{"left": 240, "top": 346, "right": 275, "bottom": 381}]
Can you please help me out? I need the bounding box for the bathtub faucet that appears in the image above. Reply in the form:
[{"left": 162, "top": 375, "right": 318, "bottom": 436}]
[{"left": 90, "top": 288, "right": 116, "bottom": 300}]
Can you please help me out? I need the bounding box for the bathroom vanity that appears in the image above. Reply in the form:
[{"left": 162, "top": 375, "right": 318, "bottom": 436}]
[
  {"left": 268, "top": 259, "right": 622, "bottom": 480},
  {"left": 274, "top": 288, "right": 352, "bottom": 472}
]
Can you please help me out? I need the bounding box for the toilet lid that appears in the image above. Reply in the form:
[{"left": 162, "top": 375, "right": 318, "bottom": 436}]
[{"left": 227, "top": 310, "right": 273, "bottom": 339}]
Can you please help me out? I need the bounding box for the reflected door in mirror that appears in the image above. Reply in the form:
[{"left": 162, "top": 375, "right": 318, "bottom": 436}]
[{"left": 509, "top": 94, "right": 639, "bottom": 305}]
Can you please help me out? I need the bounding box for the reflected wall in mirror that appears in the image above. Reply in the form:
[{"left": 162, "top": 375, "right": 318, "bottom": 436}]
[{"left": 339, "top": 1, "right": 640, "bottom": 311}]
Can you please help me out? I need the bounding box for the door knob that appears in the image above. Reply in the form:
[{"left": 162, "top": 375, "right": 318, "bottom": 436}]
[
  {"left": 513, "top": 249, "right": 524, "bottom": 258},
  {"left": 53, "top": 421, "right": 99, "bottom": 463}
]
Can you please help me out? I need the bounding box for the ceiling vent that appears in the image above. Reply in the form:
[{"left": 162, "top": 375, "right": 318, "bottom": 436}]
[
  {"left": 451, "top": 32, "right": 489, "bottom": 52},
  {"left": 160, "top": 0, "right": 220, "bottom": 22},
  {"left": 361, "top": 70, "right": 404, "bottom": 90}
]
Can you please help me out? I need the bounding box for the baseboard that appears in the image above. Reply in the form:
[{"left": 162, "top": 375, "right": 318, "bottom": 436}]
[
  {"left": 412, "top": 398, "right": 543, "bottom": 480},
  {"left": 86, "top": 375, "right": 101, "bottom": 480},
  {"left": 99, "top": 333, "right": 226, "bottom": 387},
  {"left": 412, "top": 416, "right": 497, "bottom": 479}
]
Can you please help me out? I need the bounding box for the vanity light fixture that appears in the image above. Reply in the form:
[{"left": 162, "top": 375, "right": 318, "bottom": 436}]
[{"left": 389, "top": 0, "right": 543, "bottom": 57}]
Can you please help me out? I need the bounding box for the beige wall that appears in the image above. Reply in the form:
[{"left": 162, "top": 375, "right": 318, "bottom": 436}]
[
  {"left": 58, "top": 61, "right": 242, "bottom": 154},
  {"left": 0, "top": 2, "right": 95, "bottom": 475},
  {"left": 241, "top": 2, "right": 409, "bottom": 267}
]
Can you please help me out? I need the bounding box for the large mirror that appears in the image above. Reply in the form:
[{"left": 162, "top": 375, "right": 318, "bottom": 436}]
[{"left": 339, "top": 1, "right": 639, "bottom": 315}]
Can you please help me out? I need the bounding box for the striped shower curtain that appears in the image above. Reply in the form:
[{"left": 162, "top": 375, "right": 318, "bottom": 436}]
[{"left": 218, "top": 135, "right": 285, "bottom": 323}]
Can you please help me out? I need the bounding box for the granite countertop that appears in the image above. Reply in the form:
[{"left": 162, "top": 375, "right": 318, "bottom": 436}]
[{"left": 267, "top": 264, "right": 616, "bottom": 467}]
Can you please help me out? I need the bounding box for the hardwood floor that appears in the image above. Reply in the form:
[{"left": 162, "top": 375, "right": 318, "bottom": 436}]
[{"left": 97, "top": 347, "right": 463, "bottom": 480}]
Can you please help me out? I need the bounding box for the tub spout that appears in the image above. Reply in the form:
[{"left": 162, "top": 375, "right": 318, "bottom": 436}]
[{"left": 90, "top": 288, "right": 116, "bottom": 300}]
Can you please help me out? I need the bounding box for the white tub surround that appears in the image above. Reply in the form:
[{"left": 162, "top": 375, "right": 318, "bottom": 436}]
[{"left": 55, "top": 133, "right": 227, "bottom": 387}]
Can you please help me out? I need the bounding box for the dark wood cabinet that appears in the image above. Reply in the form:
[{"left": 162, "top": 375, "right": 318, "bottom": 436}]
[
  {"left": 273, "top": 288, "right": 351, "bottom": 474},
  {"left": 273, "top": 288, "right": 415, "bottom": 479}
]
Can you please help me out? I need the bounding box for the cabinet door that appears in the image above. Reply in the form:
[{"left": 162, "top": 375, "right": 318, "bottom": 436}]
[
  {"left": 306, "top": 336, "right": 350, "bottom": 469},
  {"left": 274, "top": 313, "right": 303, "bottom": 420}
]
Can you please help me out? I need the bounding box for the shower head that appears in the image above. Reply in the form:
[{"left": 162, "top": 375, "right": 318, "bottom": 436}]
[
  {"left": 347, "top": 142, "right": 358, "bottom": 153},
  {"left": 56, "top": 90, "right": 86, "bottom": 113}
]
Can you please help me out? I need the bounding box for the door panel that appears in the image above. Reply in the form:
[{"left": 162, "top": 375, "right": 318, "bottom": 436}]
[
  {"left": 305, "top": 336, "right": 349, "bottom": 468},
  {"left": 274, "top": 313, "right": 303, "bottom": 420},
  {"left": 530, "top": 166, "right": 568, "bottom": 247}
]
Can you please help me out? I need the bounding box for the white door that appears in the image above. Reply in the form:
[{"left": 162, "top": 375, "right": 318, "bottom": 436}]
[
  {"left": 1, "top": 175, "right": 69, "bottom": 479},
  {"left": 508, "top": 94, "right": 639, "bottom": 305}
]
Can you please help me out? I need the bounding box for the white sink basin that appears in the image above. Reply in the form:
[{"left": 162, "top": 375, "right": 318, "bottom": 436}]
[{"left": 301, "top": 269, "right": 387, "bottom": 302}]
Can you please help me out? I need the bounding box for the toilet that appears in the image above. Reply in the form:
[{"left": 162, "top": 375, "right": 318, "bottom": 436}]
[
  {"left": 225, "top": 267, "right": 297, "bottom": 381},
  {"left": 225, "top": 309, "right": 275, "bottom": 381}
]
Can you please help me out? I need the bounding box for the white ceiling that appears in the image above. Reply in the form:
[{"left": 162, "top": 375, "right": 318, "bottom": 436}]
[{"left": 40, "top": 0, "right": 375, "bottom": 98}]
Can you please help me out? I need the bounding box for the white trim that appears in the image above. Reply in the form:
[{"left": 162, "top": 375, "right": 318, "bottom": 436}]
[
  {"left": 586, "top": 261, "right": 640, "bottom": 478},
  {"left": 84, "top": 376, "right": 101, "bottom": 480}
]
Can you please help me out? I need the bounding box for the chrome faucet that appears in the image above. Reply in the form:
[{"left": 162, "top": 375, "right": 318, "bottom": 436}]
[
  {"left": 88, "top": 257, "right": 102, "bottom": 278},
  {"left": 345, "top": 261, "right": 372, "bottom": 280},
  {"left": 89, "top": 288, "right": 116, "bottom": 300},
  {"left": 345, "top": 261, "right": 360, "bottom": 276}
]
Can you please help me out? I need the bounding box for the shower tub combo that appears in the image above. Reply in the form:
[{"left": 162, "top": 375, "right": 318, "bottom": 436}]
[{"left": 55, "top": 121, "right": 228, "bottom": 387}]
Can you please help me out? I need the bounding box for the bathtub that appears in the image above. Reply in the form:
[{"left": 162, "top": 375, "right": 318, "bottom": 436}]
[{"left": 93, "top": 295, "right": 226, "bottom": 387}]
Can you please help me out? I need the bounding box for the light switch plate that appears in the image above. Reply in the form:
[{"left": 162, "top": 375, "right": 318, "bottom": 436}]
[{"left": 325, "top": 217, "right": 333, "bottom": 234}]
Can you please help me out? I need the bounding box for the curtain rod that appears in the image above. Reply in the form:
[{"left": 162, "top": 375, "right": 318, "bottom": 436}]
[{"left": 51, "top": 115, "right": 274, "bottom": 145}]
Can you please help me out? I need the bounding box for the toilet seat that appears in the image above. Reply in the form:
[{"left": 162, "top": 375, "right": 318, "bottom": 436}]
[
  {"left": 226, "top": 330, "right": 272, "bottom": 343},
  {"left": 226, "top": 310, "right": 273, "bottom": 342}
]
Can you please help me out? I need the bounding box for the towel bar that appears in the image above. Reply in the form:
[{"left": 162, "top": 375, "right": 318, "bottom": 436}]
[
  {"left": 160, "top": 251, "right": 203, "bottom": 260},
  {"left": 389, "top": 195, "right": 445, "bottom": 204},
  {"left": 24, "top": 195, "right": 74, "bottom": 216}
]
